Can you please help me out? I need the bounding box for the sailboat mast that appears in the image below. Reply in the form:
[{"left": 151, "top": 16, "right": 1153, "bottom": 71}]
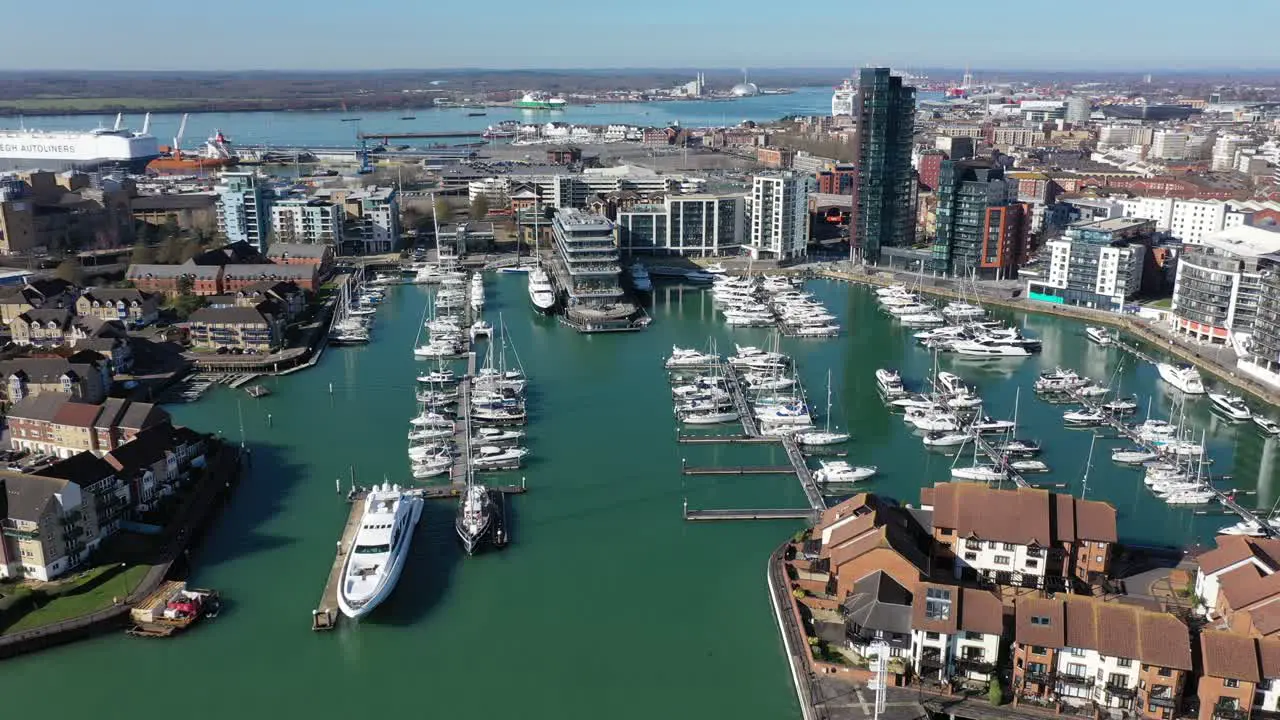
[
  {"left": 825, "top": 369, "right": 833, "bottom": 433},
  {"left": 1081, "top": 433, "right": 1096, "bottom": 499}
]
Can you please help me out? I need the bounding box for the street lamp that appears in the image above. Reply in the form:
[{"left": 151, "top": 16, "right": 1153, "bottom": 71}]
[{"left": 867, "top": 640, "right": 890, "bottom": 720}]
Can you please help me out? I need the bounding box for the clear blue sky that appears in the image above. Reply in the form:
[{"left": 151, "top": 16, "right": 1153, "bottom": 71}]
[{"left": 7, "top": 0, "right": 1279, "bottom": 71}]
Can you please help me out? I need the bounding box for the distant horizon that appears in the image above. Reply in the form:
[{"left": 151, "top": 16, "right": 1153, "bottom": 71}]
[{"left": 5, "top": 66, "right": 1280, "bottom": 76}]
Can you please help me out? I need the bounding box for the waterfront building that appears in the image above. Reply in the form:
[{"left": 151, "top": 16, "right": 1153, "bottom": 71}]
[
  {"left": 35, "top": 452, "right": 131, "bottom": 536},
  {"left": 1244, "top": 268, "right": 1280, "bottom": 391},
  {"left": 1194, "top": 630, "right": 1277, "bottom": 720},
  {"left": 921, "top": 483, "right": 1116, "bottom": 592},
  {"left": 1025, "top": 217, "right": 1154, "bottom": 312},
  {"left": 616, "top": 194, "right": 743, "bottom": 257},
  {"left": 0, "top": 278, "right": 77, "bottom": 326},
  {"left": 841, "top": 571, "right": 914, "bottom": 659},
  {"left": 215, "top": 171, "right": 271, "bottom": 254},
  {"left": 550, "top": 208, "right": 622, "bottom": 307},
  {"left": 344, "top": 187, "right": 399, "bottom": 255},
  {"left": 186, "top": 303, "right": 286, "bottom": 352},
  {"left": 0, "top": 355, "right": 110, "bottom": 405},
  {"left": 75, "top": 288, "right": 159, "bottom": 328},
  {"left": 437, "top": 223, "right": 496, "bottom": 261},
  {"left": 1010, "top": 595, "right": 1191, "bottom": 719},
  {"left": 1194, "top": 534, "right": 1280, "bottom": 628},
  {"left": 813, "top": 494, "right": 933, "bottom": 600},
  {"left": 265, "top": 242, "right": 334, "bottom": 278},
  {"left": 747, "top": 171, "right": 812, "bottom": 261},
  {"left": 220, "top": 264, "right": 317, "bottom": 293},
  {"left": 0, "top": 468, "right": 108, "bottom": 581},
  {"left": 269, "top": 198, "right": 344, "bottom": 247},
  {"left": 103, "top": 423, "right": 208, "bottom": 509},
  {"left": 126, "top": 264, "right": 223, "bottom": 296},
  {"left": 853, "top": 68, "right": 916, "bottom": 263},
  {"left": 232, "top": 281, "right": 305, "bottom": 320},
  {"left": 910, "top": 582, "right": 1003, "bottom": 687},
  {"left": 1171, "top": 226, "right": 1280, "bottom": 345},
  {"left": 929, "top": 159, "right": 1026, "bottom": 279}
]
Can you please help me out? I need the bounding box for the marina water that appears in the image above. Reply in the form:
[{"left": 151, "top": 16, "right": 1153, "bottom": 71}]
[{"left": 1, "top": 276, "right": 1275, "bottom": 717}]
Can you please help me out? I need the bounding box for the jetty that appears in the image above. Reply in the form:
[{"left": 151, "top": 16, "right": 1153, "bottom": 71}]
[
  {"left": 782, "top": 436, "right": 828, "bottom": 512},
  {"left": 312, "top": 490, "right": 367, "bottom": 631},
  {"left": 722, "top": 364, "right": 761, "bottom": 437},
  {"left": 449, "top": 350, "right": 479, "bottom": 484},
  {"left": 684, "top": 507, "right": 815, "bottom": 522}
]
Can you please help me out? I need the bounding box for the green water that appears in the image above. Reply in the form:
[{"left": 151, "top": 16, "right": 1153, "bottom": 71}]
[{"left": 2, "top": 277, "right": 1276, "bottom": 716}]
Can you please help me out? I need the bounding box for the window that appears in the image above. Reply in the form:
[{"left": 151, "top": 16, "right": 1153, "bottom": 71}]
[
  {"left": 1070, "top": 647, "right": 1085, "bottom": 657},
  {"left": 1026, "top": 559, "right": 1039, "bottom": 569},
  {"left": 925, "top": 588, "right": 953, "bottom": 620},
  {"left": 1003, "top": 543, "right": 1016, "bottom": 551},
  {"left": 1117, "top": 658, "right": 1132, "bottom": 668},
  {"left": 1031, "top": 616, "right": 1051, "bottom": 626},
  {"left": 1225, "top": 678, "right": 1240, "bottom": 689},
  {"left": 965, "top": 631, "right": 982, "bottom": 641},
  {"left": 1032, "top": 646, "right": 1047, "bottom": 655},
  {"left": 995, "top": 555, "right": 1011, "bottom": 566},
  {"left": 1067, "top": 663, "right": 1088, "bottom": 677},
  {"left": 988, "top": 541, "right": 997, "bottom": 549},
  {"left": 965, "top": 552, "right": 978, "bottom": 561},
  {"left": 939, "top": 527, "right": 953, "bottom": 536},
  {"left": 1158, "top": 667, "right": 1172, "bottom": 677}
]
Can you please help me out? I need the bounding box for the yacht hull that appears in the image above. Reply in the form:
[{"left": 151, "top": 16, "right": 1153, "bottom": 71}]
[{"left": 337, "top": 496, "right": 423, "bottom": 619}]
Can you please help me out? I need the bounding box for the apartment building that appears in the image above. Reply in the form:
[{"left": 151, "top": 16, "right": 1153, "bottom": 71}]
[
  {"left": 0, "top": 355, "right": 110, "bottom": 405},
  {"left": 1195, "top": 535, "right": 1280, "bottom": 634},
  {"left": 615, "top": 194, "right": 744, "bottom": 257},
  {"left": 921, "top": 483, "right": 1117, "bottom": 592},
  {"left": 1011, "top": 595, "right": 1191, "bottom": 719},
  {"left": 186, "top": 303, "right": 287, "bottom": 352},
  {"left": 1172, "top": 226, "right": 1280, "bottom": 345},
  {"left": 103, "top": 423, "right": 207, "bottom": 508},
  {"left": 1150, "top": 131, "right": 1190, "bottom": 161},
  {"left": 1098, "top": 124, "right": 1154, "bottom": 149},
  {"left": 6, "top": 393, "right": 169, "bottom": 458},
  {"left": 270, "top": 198, "right": 343, "bottom": 246},
  {"left": 748, "top": 171, "right": 812, "bottom": 261},
  {"left": 1244, "top": 269, "right": 1280, "bottom": 391},
  {"left": 344, "top": 187, "right": 399, "bottom": 254},
  {"left": 813, "top": 493, "right": 933, "bottom": 600},
  {"left": 0, "top": 470, "right": 107, "bottom": 581},
  {"left": 75, "top": 288, "right": 159, "bottom": 328},
  {"left": 215, "top": 172, "right": 271, "bottom": 253},
  {"left": 1025, "top": 217, "right": 1154, "bottom": 313},
  {"left": 911, "top": 582, "right": 1004, "bottom": 687}
]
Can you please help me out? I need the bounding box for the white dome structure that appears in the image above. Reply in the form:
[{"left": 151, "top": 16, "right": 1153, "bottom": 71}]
[{"left": 730, "top": 82, "right": 759, "bottom": 97}]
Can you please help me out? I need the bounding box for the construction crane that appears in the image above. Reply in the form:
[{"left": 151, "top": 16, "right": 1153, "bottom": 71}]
[
  {"left": 171, "top": 113, "right": 189, "bottom": 156},
  {"left": 357, "top": 138, "right": 373, "bottom": 174}
]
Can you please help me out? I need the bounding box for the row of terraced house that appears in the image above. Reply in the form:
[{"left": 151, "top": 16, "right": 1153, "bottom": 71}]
[{"left": 782, "top": 484, "right": 1280, "bottom": 720}]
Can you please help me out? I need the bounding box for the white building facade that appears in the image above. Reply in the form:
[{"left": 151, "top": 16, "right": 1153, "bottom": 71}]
[
  {"left": 748, "top": 171, "right": 812, "bottom": 261},
  {"left": 270, "top": 198, "right": 343, "bottom": 246}
]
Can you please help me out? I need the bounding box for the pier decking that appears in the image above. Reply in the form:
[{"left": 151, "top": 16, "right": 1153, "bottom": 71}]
[
  {"left": 782, "top": 436, "right": 828, "bottom": 512},
  {"left": 448, "top": 351, "right": 479, "bottom": 484},
  {"left": 311, "top": 491, "right": 367, "bottom": 631},
  {"left": 722, "top": 364, "right": 761, "bottom": 437},
  {"left": 684, "top": 507, "right": 815, "bottom": 521}
]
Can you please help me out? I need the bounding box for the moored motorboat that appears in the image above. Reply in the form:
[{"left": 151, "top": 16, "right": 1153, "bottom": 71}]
[
  {"left": 1208, "top": 392, "right": 1252, "bottom": 422},
  {"left": 456, "top": 484, "right": 495, "bottom": 555},
  {"left": 814, "top": 460, "right": 877, "bottom": 484},
  {"left": 1112, "top": 448, "right": 1159, "bottom": 465},
  {"left": 950, "top": 464, "right": 1007, "bottom": 482},
  {"left": 1157, "top": 363, "right": 1206, "bottom": 394},
  {"left": 875, "top": 368, "right": 905, "bottom": 396},
  {"left": 1010, "top": 459, "right": 1049, "bottom": 473},
  {"left": 1085, "top": 326, "right": 1113, "bottom": 345},
  {"left": 337, "top": 484, "right": 424, "bottom": 619},
  {"left": 1255, "top": 416, "right": 1280, "bottom": 436}
]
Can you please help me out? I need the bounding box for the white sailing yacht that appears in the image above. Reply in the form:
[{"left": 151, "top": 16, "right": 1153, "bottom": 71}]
[{"left": 796, "top": 370, "right": 850, "bottom": 446}]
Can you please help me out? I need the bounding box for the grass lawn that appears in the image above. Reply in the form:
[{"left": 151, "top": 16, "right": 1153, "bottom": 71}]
[
  {"left": 1144, "top": 298, "right": 1174, "bottom": 309},
  {"left": 0, "top": 97, "right": 197, "bottom": 111},
  {"left": 1, "top": 564, "right": 150, "bottom": 635}
]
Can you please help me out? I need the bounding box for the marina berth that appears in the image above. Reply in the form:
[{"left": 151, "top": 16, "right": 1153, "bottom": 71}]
[{"left": 337, "top": 484, "right": 424, "bottom": 619}]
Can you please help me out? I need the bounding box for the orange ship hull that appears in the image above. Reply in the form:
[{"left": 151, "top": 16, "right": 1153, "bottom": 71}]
[{"left": 147, "top": 156, "right": 238, "bottom": 174}]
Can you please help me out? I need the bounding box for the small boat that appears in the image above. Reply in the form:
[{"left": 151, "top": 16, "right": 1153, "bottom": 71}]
[
  {"left": 890, "top": 394, "right": 938, "bottom": 411},
  {"left": 471, "top": 445, "right": 529, "bottom": 469},
  {"left": 922, "top": 431, "right": 970, "bottom": 448},
  {"left": 1221, "top": 517, "right": 1280, "bottom": 536},
  {"left": 680, "top": 409, "right": 740, "bottom": 425},
  {"left": 949, "top": 339, "right": 1031, "bottom": 358},
  {"left": 1077, "top": 384, "right": 1110, "bottom": 398},
  {"left": 244, "top": 385, "right": 271, "bottom": 398},
  {"left": 1255, "top": 416, "right": 1280, "bottom": 436},
  {"left": 1085, "top": 326, "right": 1113, "bottom": 345},
  {"left": 410, "top": 412, "right": 455, "bottom": 428},
  {"left": 1112, "top": 448, "right": 1159, "bottom": 465},
  {"left": 795, "top": 430, "right": 850, "bottom": 446},
  {"left": 1063, "top": 409, "right": 1107, "bottom": 427},
  {"left": 1209, "top": 393, "right": 1252, "bottom": 422},
  {"left": 408, "top": 427, "right": 453, "bottom": 442},
  {"left": 971, "top": 417, "right": 1015, "bottom": 434},
  {"left": 951, "top": 464, "right": 1008, "bottom": 482},
  {"left": 337, "top": 484, "right": 423, "bottom": 619},
  {"left": 412, "top": 455, "right": 453, "bottom": 479},
  {"left": 1010, "top": 459, "right": 1049, "bottom": 473},
  {"left": 1101, "top": 396, "right": 1139, "bottom": 414},
  {"left": 418, "top": 370, "right": 456, "bottom": 384},
  {"left": 814, "top": 460, "right": 876, "bottom": 484},
  {"left": 1157, "top": 363, "right": 1206, "bottom": 394},
  {"left": 997, "top": 439, "right": 1041, "bottom": 457},
  {"left": 470, "top": 320, "right": 493, "bottom": 342},
  {"left": 474, "top": 427, "right": 524, "bottom": 444},
  {"left": 935, "top": 371, "right": 971, "bottom": 396},
  {"left": 456, "top": 484, "right": 502, "bottom": 555}
]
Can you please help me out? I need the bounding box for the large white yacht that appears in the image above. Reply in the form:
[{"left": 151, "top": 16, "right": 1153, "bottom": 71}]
[
  {"left": 1156, "top": 363, "right": 1206, "bottom": 394},
  {"left": 528, "top": 267, "right": 558, "bottom": 313},
  {"left": 337, "top": 484, "right": 424, "bottom": 619}
]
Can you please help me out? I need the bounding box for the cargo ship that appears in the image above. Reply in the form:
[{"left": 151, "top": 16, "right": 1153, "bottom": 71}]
[
  {"left": 147, "top": 114, "right": 238, "bottom": 174},
  {"left": 513, "top": 92, "right": 567, "bottom": 111},
  {"left": 0, "top": 113, "right": 159, "bottom": 173}
]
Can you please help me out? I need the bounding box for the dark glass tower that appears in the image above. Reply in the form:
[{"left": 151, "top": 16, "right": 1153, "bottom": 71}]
[{"left": 853, "top": 68, "right": 917, "bottom": 264}]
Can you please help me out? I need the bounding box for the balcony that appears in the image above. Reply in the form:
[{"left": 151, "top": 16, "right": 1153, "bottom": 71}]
[
  {"left": 919, "top": 652, "right": 946, "bottom": 670},
  {"left": 1146, "top": 694, "right": 1178, "bottom": 710},
  {"left": 1023, "top": 669, "right": 1054, "bottom": 684},
  {"left": 1057, "top": 670, "right": 1093, "bottom": 687},
  {"left": 1213, "top": 705, "right": 1248, "bottom": 720},
  {"left": 955, "top": 657, "right": 995, "bottom": 674},
  {"left": 1105, "top": 682, "right": 1137, "bottom": 698}
]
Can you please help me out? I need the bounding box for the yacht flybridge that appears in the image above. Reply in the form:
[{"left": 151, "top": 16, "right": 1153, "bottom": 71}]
[{"left": 337, "top": 484, "right": 424, "bottom": 619}]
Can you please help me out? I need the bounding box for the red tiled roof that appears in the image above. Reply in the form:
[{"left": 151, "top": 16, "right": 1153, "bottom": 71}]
[
  {"left": 1201, "top": 630, "right": 1261, "bottom": 682},
  {"left": 1218, "top": 565, "right": 1280, "bottom": 609},
  {"left": 1016, "top": 596, "right": 1191, "bottom": 671},
  {"left": 1260, "top": 637, "right": 1280, "bottom": 679},
  {"left": 1200, "top": 536, "right": 1280, "bottom": 575},
  {"left": 51, "top": 400, "right": 102, "bottom": 428}
]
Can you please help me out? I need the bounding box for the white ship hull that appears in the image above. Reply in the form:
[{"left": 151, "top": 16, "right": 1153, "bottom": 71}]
[
  {"left": 0, "top": 127, "right": 160, "bottom": 173},
  {"left": 337, "top": 490, "right": 423, "bottom": 619}
]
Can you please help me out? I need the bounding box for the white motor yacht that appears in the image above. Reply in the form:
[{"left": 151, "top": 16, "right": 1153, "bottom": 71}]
[
  {"left": 1010, "top": 460, "right": 1049, "bottom": 473},
  {"left": 666, "top": 347, "right": 717, "bottom": 369},
  {"left": 1085, "top": 326, "right": 1113, "bottom": 345},
  {"left": 1208, "top": 393, "right": 1252, "bottom": 421},
  {"left": 1164, "top": 489, "right": 1216, "bottom": 505},
  {"left": 1112, "top": 448, "right": 1159, "bottom": 465},
  {"left": 412, "top": 455, "right": 453, "bottom": 479},
  {"left": 1157, "top": 363, "right": 1206, "bottom": 394},
  {"left": 337, "top": 484, "right": 424, "bottom": 619},
  {"left": 1063, "top": 408, "right": 1107, "bottom": 427},
  {"left": 1255, "top": 416, "right": 1280, "bottom": 436},
  {"left": 410, "top": 412, "right": 455, "bottom": 429},
  {"left": 474, "top": 427, "right": 525, "bottom": 444},
  {"left": 950, "top": 339, "right": 1031, "bottom": 357},
  {"left": 470, "top": 320, "right": 493, "bottom": 342},
  {"left": 923, "top": 431, "right": 970, "bottom": 448},
  {"left": 471, "top": 445, "right": 529, "bottom": 469},
  {"left": 417, "top": 370, "right": 456, "bottom": 385},
  {"left": 1101, "top": 397, "right": 1139, "bottom": 414},
  {"left": 941, "top": 302, "right": 986, "bottom": 320},
  {"left": 407, "top": 427, "right": 454, "bottom": 442},
  {"left": 528, "top": 267, "right": 558, "bottom": 313},
  {"left": 754, "top": 402, "right": 812, "bottom": 425},
  {"left": 680, "top": 409, "right": 740, "bottom": 425},
  {"left": 971, "top": 417, "right": 1015, "bottom": 434},
  {"left": 1221, "top": 517, "right": 1280, "bottom": 536},
  {"left": 906, "top": 411, "right": 961, "bottom": 433},
  {"left": 814, "top": 460, "right": 877, "bottom": 484},
  {"left": 743, "top": 373, "right": 795, "bottom": 391},
  {"left": 875, "top": 369, "right": 905, "bottom": 396},
  {"left": 898, "top": 312, "right": 946, "bottom": 327},
  {"left": 1077, "top": 384, "right": 1110, "bottom": 398}
]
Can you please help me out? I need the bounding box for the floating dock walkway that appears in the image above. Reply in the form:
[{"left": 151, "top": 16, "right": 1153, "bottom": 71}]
[
  {"left": 722, "top": 364, "right": 760, "bottom": 437},
  {"left": 312, "top": 491, "right": 367, "bottom": 631}
]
